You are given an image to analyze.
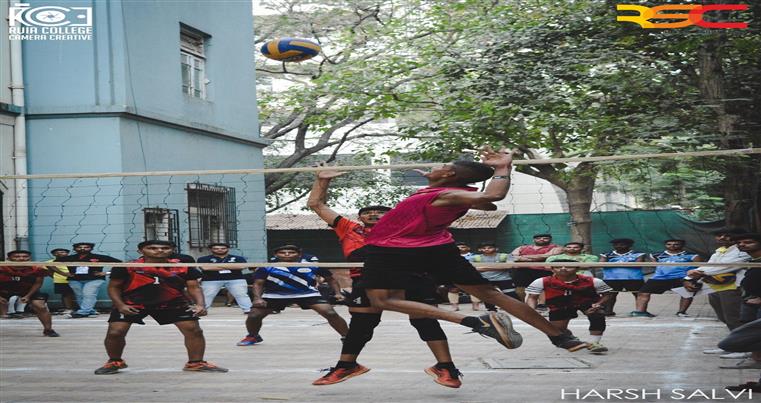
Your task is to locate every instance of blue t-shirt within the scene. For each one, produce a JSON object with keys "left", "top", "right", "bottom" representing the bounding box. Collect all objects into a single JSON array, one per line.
[
  {"left": 651, "top": 251, "right": 698, "bottom": 280},
  {"left": 601, "top": 251, "right": 646, "bottom": 280},
  {"left": 253, "top": 257, "right": 331, "bottom": 299},
  {"left": 197, "top": 254, "right": 247, "bottom": 281}
]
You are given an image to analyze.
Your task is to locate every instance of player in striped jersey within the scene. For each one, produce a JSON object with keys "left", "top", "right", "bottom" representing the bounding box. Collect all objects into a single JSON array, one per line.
[{"left": 239, "top": 245, "right": 348, "bottom": 345}]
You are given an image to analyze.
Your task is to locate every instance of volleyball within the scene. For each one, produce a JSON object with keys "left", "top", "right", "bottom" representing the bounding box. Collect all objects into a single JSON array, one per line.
[{"left": 260, "top": 38, "right": 321, "bottom": 62}]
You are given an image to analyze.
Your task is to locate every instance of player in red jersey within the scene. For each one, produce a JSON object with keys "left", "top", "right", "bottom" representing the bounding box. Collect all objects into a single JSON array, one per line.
[
  {"left": 0, "top": 250, "right": 60, "bottom": 336},
  {"left": 308, "top": 168, "right": 461, "bottom": 388},
  {"left": 94, "top": 240, "right": 227, "bottom": 375}
]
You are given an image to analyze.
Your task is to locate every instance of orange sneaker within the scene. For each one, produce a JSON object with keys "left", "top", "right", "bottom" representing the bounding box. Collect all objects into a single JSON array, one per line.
[
  {"left": 424, "top": 366, "right": 462, "bottom": 388},
  {"left": 94, "top": 360, "right": 128, "bottom": 375},
  {"left": 183, "top": 361, "right": 229, "bottom": 372},
  {"left": 312, "top": 364, "right": 370, "bottom": 385}
]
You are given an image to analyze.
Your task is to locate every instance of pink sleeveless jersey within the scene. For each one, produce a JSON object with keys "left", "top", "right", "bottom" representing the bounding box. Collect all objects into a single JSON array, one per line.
[{"left": 366, "top": 186, "right": 476, "bottom": 248}]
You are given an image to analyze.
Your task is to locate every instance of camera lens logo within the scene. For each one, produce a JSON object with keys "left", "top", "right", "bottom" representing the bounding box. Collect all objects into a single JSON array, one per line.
[{"left": 9, "top": 3, "right": 92, "bottom": 27}]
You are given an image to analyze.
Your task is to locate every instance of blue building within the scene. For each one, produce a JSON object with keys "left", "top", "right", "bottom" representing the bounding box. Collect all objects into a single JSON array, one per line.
[{"left": 7, "top": 1, "right": 267, "bottom": 280}]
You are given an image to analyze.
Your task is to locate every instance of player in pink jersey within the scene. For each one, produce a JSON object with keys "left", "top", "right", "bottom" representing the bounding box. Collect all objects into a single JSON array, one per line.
[{"left": 358, "top": 146, "right": 588, "bottom": 359}]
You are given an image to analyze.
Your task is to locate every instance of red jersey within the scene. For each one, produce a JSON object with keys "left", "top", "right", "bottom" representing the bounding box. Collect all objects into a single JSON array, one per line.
[
  {"left": 541, "top": 275, "right": 600, "bottom": 311},
  {"left": 110, "top": 258, "right": 201, "bottom": 309},
  {"left": 332, "top": 216, "right": 370, "bottom": 278},
  {"left": 0, "top": 266, "right": 48, "bottom": 296},
  {"left": 366, "top": 186, "right": 475, "bottom": 248},
  {"left": 518, "top": 244, "right": 559, "bottom": 271}
]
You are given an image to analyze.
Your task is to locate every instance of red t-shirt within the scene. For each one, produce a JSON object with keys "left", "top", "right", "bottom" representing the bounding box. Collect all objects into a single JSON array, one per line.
[
  {"left": 332, "top": 216, "right": 370, "bottom": 278},
  {"left": 366, "top": 186, "right": 475, "bottom": 248},
  {"left": 0, "top": 266, "right": 48, "bottom": 296},
  {"left": 110, "top": 258, "right": 201, "bottom": 309},
  {"left": 518, "top": 244, "right": 559, "bottom": 271}
]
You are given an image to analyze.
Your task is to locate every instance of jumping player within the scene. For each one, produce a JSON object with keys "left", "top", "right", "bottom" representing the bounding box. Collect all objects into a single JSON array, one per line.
[
  {"left": 0, "top": 250, "right": 60, "bottom": 337},
  {"left": 308, "top": 168, "right": 463, "bottom": 388},
  {"left": 526, "top": 260, "right": 614, "bottom": 354},
  {"left": 358, "top": 146, "right": 587, "bottom": 358},
  {"left": 94, "top": 240, "right": 227, "bottom": 375}
]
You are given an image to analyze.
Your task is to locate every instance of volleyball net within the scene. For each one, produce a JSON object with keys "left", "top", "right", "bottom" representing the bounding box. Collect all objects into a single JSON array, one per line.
[{"left": 1, "top": 147, "right": 759, "bottom": 268}]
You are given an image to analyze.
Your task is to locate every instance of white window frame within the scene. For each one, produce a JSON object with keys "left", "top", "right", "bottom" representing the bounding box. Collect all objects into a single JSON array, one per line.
[{"left": 180, "top": 28, "right": 207, "bottom": 99}]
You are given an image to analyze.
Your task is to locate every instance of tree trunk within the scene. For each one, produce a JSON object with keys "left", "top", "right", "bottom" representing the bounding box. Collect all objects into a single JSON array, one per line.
[
  {"left": 696, "top": 35, "right": 759, "bottom": 230},
  {"left": 565, "top": 163, "right": 597, "bottom": 249}
]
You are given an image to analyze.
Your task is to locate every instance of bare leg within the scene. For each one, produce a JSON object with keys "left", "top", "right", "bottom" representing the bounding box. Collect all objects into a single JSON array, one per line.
[
  {"left": 679, "top": 297, "right": 693, "bottom": 313},
  {"left": 636, "top": 293, "right": 651, "bottom": 312},
  {"left": 245, "top": 308, "right": 272, "bottom": 336},
  {"left": 30, "top": 300, "right": 52, "bottom": 331},
  {"left": 104, "top": 322, "right": 132, "bottom": 359},
  {"left": 175, "top": 320, "right": 205, "bottom": 361},
  {"left": 311, "top": 304, "right": 349, "bottom": 336},
  {"left": 366, "top": 287, "right": 562, "bottom": 337}
]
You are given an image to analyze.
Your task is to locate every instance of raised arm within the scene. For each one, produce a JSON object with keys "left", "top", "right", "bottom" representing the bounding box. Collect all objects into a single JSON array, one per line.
[
  {"left": 431, "top": 147, "right": 513, "bottom": 208},
  {"left": 306, "top": 168, "right": 346, "bottom": 225}
]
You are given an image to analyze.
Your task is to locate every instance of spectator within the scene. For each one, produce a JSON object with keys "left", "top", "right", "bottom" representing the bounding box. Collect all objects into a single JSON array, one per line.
[
  {"left": 471, "top": 242, "right": 517, "bottom": 312},
  {"left": 197, "top": 243, "right": 252, "bottom": 314},
  {"left": 631, "top": 239, "right": 703, "bottom": 318},
  {"left": 546, "top": 242, "right": 599, "bottom": 277},
  {"left": 599, "top": 239, "right": 647, "bottom": 316},
  {"left": 55, "top": 242, "right": 121, "bottom": 318},
  {"left": 510, "top": 234, "right": 562, "bottom": 302},
  {"left": 47, "top": 248, "right": 76, "bottom": 315},
  {"left": 685, "top": 228, "right": 749, "bottom": 357}
]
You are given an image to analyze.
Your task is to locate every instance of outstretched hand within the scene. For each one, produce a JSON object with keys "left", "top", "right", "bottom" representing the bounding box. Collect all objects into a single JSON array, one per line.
[
  {"left": 480, "top": 146, "right": 513, "bottom": 168},
  {"left": 315, "top": 162, "right": 347, "bottom": 180}
]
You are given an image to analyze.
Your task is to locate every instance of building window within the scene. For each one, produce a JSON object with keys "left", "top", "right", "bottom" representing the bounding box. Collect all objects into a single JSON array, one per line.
[
  {"left": 144, "top": 208, "right": 181, "bottom": 251},
  {"left": 186, "top": 183, "right": 237, "bottom": 248},
  {"left": 180, "top": 26, "right": 208, "bottom": 99}
]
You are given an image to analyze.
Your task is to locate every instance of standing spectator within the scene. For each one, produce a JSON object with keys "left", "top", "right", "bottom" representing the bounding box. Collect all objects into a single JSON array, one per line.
[
  {"left": 471, "top": 242, "right": 517, "bottom": 312},
  {"left": 47, "top": 248, "right": 76, "bottom": 315},
  {"left": 599, "top": 239, "right": 647, "bottom": 316},
  {"left": 510, "top": 234, "right": 563, "bottom": 302},
  {"left": 0, "top": 250, "right": 60, "bottom": 336},
  {"left": 445, "top": 242, "right": 475, "bottom": 311},
  {"left": 631, "top": 239, "right": 703, "bottom": 318},
  {"left": 197, "top": 243, "right": 252, "bottom": 314},
  {"left": 735, "top": 233, "right": 761, "bottom": 323},
  {"left": 684, "top": 228, "right": 749, "bottom": 356},
  {"left": 546, "top": 242, "right": 599, "bottom": 277},
  {"left": 55, "top": 242, "right": 121, "bottom": 318}
]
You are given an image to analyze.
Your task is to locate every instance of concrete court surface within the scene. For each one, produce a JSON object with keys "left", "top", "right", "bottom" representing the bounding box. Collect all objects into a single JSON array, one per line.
[{"left": 0, "top": 295, "right": 757, "bottom": 403}]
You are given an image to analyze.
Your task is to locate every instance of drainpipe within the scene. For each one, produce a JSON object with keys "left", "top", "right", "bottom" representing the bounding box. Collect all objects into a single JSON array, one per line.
[{"left": 9, "top": 27, "right": 29, "bottom": 250}]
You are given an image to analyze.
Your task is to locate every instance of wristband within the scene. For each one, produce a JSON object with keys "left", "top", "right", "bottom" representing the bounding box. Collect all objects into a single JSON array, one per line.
[{"left": 492, "top": 175, "right": 509, "bottom": 180}]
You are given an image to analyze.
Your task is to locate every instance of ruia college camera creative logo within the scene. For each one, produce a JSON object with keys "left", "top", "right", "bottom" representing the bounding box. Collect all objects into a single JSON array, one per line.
[{"left": 8, "top": 3, "right": 93, "bottom": 41}]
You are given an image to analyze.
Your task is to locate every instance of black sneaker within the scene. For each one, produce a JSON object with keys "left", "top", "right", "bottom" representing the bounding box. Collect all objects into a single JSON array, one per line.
[
  {"left": 94, "top": 360, "right": 128, "bottom": 375},
  {"left": 549, "top": 330, "right": 588, "bottom": 352},
  {"left": 69, "top": 313, "right": 89, "bottom": 318},
  {"left": 470, "top": 312, "right": 523, "bottom": 349},
  {"left": 43, "top": 329, "right": 60, "bottom": 337}
]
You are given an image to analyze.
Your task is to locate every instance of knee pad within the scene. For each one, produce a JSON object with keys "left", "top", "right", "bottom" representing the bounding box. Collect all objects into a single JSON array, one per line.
[
  {"left": 409, "top": 318, "right": 447, "bottom": 342},
  {"left": 341, "top": 313, "right": 382, "bottom": 355}
]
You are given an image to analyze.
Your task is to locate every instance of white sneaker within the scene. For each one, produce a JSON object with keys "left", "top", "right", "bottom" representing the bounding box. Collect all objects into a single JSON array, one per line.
[
  {"left": 720, "top": 352, "right": 751, "bottom": 359},
  {"left": 703, "top": 348, "right": 726, "bottom": 354}
]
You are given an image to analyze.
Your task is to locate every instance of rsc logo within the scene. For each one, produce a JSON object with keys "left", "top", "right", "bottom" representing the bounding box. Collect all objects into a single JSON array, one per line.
[
  {"left": 617, "top": 4, "right": 748, "bottom": 29},
  {"left": 9, "top": 2, "right": 92, "bottom": 27}
]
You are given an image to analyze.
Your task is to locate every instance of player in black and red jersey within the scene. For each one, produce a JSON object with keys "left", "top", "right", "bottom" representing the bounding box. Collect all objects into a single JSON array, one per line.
[
  {"left": 307, "top": 168, "right": 461, "bottom": 388},
  {"left": 0, "top": 250, "right": 60, "bottom": 337},
  {"left": 94, "top": 240, "right": 227, "bottom": 375}
]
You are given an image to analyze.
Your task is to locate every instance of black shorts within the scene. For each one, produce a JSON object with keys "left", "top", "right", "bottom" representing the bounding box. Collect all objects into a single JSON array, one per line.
[
  {"left": 108, "top": 306, "right": 199, "bottom": 325},
  {"left": 604, "top": 280, "right": 645, "bottom": 292},
  {"left": 359, "top": 244, "right": 489, "bottom": 290},
  {"left": 263, "top": 296, "right": 329, "bottom": 311},
  {"left": 639, "top": 278, "right": 687, "bottom": 295},
  {"left": 0, "top": 289, "right": 48, "bottom": 301},
  {"left": 512, "top": 268, "right": 553, "bottom": 288},
  {"left": 54, "top": 283, "right": 74, "bottom": 295},
  {"left": 347, "top": 275, "right": 440, "bottom": 308}
]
